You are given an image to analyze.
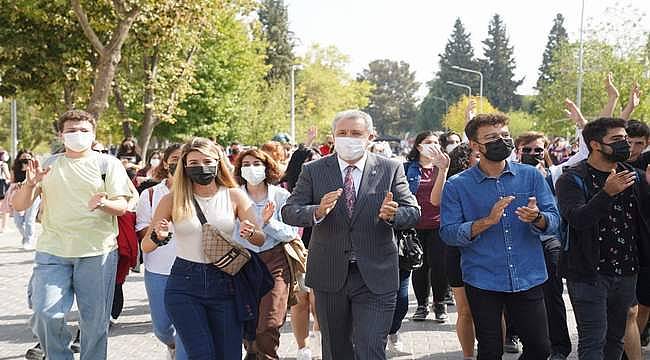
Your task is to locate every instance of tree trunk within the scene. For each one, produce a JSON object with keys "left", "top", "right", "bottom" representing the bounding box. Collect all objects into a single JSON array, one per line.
[
  {"left": 71, "top": 0, "right": 140, "bottom": 121},
  {"left": 63, "top": 82, "right": 76, "bottom": 110},
  {"left": 138, "top": 48, "right": 159, "bottom": 157},
  {"left": 112, "top": 84, "right": 132, "bottom": 138}
]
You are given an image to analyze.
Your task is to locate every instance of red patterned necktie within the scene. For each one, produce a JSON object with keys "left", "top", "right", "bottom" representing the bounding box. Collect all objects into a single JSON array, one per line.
[{"left": 344, "top": 165, "right": 357, "bottom": 218}]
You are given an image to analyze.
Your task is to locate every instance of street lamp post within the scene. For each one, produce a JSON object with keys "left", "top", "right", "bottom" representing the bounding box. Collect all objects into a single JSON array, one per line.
[
  {"left": 431, "top": 96, "right": 448, "bottom": 114},
  {"left": 446, "top": 81, "right": 472, "bottom": 98},
  {"left": 290, "top": 64, "right": 303, "bottom": 144},
  {"left": 576, "top": 0, "right": 585, "bottom": 108},
  {"left": 11, "top": 99, "right": 18, "bottom": 160},
  {"left": 451, "top": 65, "right": 483, "bottom": 112}
]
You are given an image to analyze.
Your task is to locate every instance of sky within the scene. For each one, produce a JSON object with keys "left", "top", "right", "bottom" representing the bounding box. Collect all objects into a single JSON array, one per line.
[{"left": 287, "top": 0, "right": 650, "bottom": 99}]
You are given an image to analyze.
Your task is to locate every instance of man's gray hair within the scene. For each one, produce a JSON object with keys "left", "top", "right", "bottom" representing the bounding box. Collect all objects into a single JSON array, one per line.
[{"left": 331, "top": 110, "right": 374, "bottom": 133}]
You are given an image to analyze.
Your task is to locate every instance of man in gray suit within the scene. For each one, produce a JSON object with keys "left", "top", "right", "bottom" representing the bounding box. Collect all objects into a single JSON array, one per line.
[{"left": 282, "top": 110, "right": 420, "bottom": 360}]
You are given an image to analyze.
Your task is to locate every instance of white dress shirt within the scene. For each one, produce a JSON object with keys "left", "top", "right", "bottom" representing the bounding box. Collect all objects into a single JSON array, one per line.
[{"left": 337, "top": 152, "right": 368, "bottom": 196}]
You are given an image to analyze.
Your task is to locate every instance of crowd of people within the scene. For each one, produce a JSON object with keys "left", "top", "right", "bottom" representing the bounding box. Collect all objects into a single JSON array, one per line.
[{"left": 0, "top": 73, "right": 648, "bottom": 360}]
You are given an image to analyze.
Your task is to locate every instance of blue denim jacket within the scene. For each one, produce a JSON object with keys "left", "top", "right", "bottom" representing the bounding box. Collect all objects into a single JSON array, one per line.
[
  {"left": 439, "top": 162, "right": 560, "bottom": 292},
  {"left": 404, "top": 160, "right": 422, "bottom": 194}
]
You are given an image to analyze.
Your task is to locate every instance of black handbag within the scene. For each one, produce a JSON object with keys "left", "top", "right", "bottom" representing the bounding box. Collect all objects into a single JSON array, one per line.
[{"left": 396, "top": 228, "right": 423, "bottom": 271}]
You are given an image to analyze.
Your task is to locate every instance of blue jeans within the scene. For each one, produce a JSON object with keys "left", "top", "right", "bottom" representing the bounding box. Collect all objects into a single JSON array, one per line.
[
  {"left": 164, "top": 258, "right": 243, "bottom": 360},
  {"left": 389, "top": 270, "right": 411, "bottom": 334},
  {"left": 14, "top": 196, "right": 40, "bottom": 246},
  {"left": 567, "top": 274, "right": 637, "bottom": 360},
  {"left": 30, "top": 250, "right": 117, "bottom": 360},
  {"left": 144, "top": 270, "right": 187, "bottom": 360}
]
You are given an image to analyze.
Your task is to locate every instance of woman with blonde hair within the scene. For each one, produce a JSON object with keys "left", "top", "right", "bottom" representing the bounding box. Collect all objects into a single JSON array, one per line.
[
  {"left": 232, "top": 148, "right": 299, "bottom": 359},
  {"left": 142, "top": 137, "right": 271, "bottom": 359}
]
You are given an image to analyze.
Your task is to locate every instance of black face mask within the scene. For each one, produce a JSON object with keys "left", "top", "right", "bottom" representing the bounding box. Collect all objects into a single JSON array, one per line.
[
  {"left": 521, "top": 153, "right": 544, "bottom": 166},
  {"left": 168, "top": 163, "right": 177, "bottom": 176},
  {"left": 185, "top": 165, "right": 218, "bottom": 185},
  {"left": 599, "top": 140, "right": 631, "bottom": 163},
  {"left": 481, "top": 138, "right": 514, "bottom": 162}
]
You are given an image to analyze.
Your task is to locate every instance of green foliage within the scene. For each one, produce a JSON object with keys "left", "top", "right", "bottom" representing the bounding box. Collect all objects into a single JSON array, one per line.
[
  {"left": 535, "top": 40, "right": 650, "bottom": 135},
  {"left": 442, "top": 96, "right": 498, "bottom": 133},
  {"left": 158, "top": 6, "right": 272, "bottom": 145},
  {"left": 419, "top": 19, "right": 480, "bottom": 131},
  {"left": 359, "top": 59, "right": 420, "bottom": 136},
  {"left": 294, "top": 44, "right": 373, "bottom": 143},
  {"left": 506, "top": 111, "right": 537, "bottom": 138},
  {"left": 480, "top": 14, "right": 523, "bottom": 111},
  {"left": 259, "top": 0, "right": 295, "bottom": 82},
  {"left": 536, "top": 14, "right": 568, "bottom": 90},
  {"left": 0, "top": 97, "right": 57, "bottom": 152}
]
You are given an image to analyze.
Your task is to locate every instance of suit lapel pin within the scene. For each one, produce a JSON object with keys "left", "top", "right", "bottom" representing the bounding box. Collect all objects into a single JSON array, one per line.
[{"left": 371, "top": 169, "right": 377, "bottom": 175}]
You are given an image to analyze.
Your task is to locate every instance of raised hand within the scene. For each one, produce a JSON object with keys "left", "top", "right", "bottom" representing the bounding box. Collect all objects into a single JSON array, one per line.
[
  {"left": 622, "top": 82, "right": 642, "bottom": 120},
  {"left": 605, "top": 72, "right": 620, "bottom": 99},
  {"left": 262, "top": 201, "right": 276, "bottom": 224},
  {"left": 315, "top": 189, "right": 343, "bottom": 220},
  {"left": 486, "top": 196, "right": 515, "bottom": 225},
  {"left": 25, "top": 159, "right": 50, "bottom": 186},
  {"left": 515, "top": 197, "right": 540, "bottom": 223},
  {"left": 378, "top": 192, "right": 399, "bottom": 221},
  {"left": 603, "top": 169, "right": 636, "bottom": 196},
  {"left": 307, "top": 126, "right": 318, "bottom": 142},
  {"left": 465, "top": 99, "right": 477, "bottom": 123},
  {"left": 430, "top": 143, "right": 450, "bottom": 169},
  {"left": 564, "top": 98, "right": 587, "bottom": 129}
]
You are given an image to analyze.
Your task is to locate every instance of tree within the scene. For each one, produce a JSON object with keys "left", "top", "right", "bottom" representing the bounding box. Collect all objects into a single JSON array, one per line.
[
  {"left": 359, "top": 60, "right": 420, "bottom": 136},
  {"left": 442, "top": 96, "right": 498, "bottom": 133},
  {"left": 418, "top": 18, "right": 479, "bottom": 131},
  {"left": 480, "top": 14, "right": 523, "bottom": 111},
  {"left": 294, "top": 44, "right": 373, "bottom": 142},
  {"left": 71, "top": 0, "right": 140, "bottom": 120},
  {"left": 258, "top": 0, "right": 294, "bottom": 82},
  {"left": 158, "top": 7, "right": 273, "bottom": 145},
  {"left": 536, "top": 14, "right": 568, "bottom": 90}
]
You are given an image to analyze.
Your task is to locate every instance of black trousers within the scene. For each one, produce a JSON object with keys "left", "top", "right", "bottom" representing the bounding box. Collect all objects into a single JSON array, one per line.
[
  {"left": 543, "top": 246, "right": 571, "bottom": 356},
  {"left": 466, "top": 284, "right": 550, "bottom": 360},
  {"left": 111, "top": 283, "right": 124, "bottom": 320},
  {"left": 412, "top": 228, "right": 448, "bottom": 305}
]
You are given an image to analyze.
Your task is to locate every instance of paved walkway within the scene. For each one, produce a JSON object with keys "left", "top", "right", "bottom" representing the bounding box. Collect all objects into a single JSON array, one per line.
[{"left": 0, "top": 221, "right": 646, "bottom": 359}]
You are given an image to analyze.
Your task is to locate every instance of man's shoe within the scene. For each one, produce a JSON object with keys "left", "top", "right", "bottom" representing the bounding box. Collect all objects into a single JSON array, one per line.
[
  {"left": 433, "top": 303, "right": 448, "bottom": 323},
  {"left": 387, "top": 332, "right": 404, "bottom": 353},
  {"left": 412, "top": 305, "right": 429, "bottom": 321},
  {"left": 504, "top": 336, "right": 521, "bottom": 353},
  {"left": 25, "top": 343, "right": 44, "bottom": 360}
]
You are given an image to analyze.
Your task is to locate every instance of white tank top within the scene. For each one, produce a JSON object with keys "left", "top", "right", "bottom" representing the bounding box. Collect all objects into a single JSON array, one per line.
[{"left": 174, "top": 187, "right": 235, "bottom": 263}]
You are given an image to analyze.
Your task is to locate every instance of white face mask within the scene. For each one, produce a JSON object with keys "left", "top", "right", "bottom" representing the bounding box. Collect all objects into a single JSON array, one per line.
[
  {"left": 150, "top": 158, "right": 161, "bottom": 168},
  {"left": 241, "top": 165, "right": 266, "bottom": 185},
  {"left": 63, "top": 131, "right": 95, "bottom": 153},
  {"left": 335, "top": 137, "right": 367, "bottom": 161},
  {"left": 419, "top": 143, "right": 439, "bottom": 158},
  {"left": 446, "top": 144, "right": 459, "bottom": 154}
]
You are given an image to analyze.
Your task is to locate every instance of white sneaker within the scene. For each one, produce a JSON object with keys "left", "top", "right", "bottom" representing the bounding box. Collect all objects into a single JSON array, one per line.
[
  {"left": 296, "top": 347, "right": 312, "bottom": 360},
  {"left": 166, "top": 346, "right": 176, "bottom": 360},
  {"left": 387, "top": 333, "right": 404, "bottom": 353}
]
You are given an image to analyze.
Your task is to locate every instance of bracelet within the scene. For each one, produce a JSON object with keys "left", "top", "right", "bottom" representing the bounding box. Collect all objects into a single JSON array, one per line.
[
  {"left": 247, "top": 229, "right": 256, "bottom": 240},
  {"left": 532, "top": 211, "right": 543, "bottom": 224},
  {"left": 151, "top": 231, "right": 172, "bottom": 246}
]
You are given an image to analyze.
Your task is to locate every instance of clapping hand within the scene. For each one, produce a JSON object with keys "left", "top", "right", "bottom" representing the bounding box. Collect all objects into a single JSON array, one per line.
[
  {"left": 515, "top": 197, "right": 540, "bottom": 223},
  {"left": 315, "top": 189, "right": 343, "bottom": 220},
  {"left": 603, "top": 169, "right": 636, "bottom": 196},
  {"left": 240, "top": 220, "right": 256, "bottom": 240},
  {"left": 486, "top": 196, "right": 515, "bottom": 225},
  {"left": 262, "top": 201, "right": 276, "bottom": 224},
  {"left": 378, "top": 192, "right": 399, "bottom": 221}
]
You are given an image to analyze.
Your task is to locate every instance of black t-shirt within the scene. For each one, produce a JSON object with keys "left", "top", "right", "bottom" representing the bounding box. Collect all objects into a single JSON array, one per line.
[
  {"left": 628, "top": 151, "right": 650, "bottom": 171},
  {"left": 588, "top": 163, "right": 640, "bottom": 276}
]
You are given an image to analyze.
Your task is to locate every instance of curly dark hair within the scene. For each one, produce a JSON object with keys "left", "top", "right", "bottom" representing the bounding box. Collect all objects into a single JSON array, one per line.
[
  {"left": 439, "top": 131, "right": 461, "bottom": 152},
  {"left": 448, "top": 143, "right": 474, "bottom": 178},
  {"left": 234, "top": 148, "right": 284, "bottom": 185}
]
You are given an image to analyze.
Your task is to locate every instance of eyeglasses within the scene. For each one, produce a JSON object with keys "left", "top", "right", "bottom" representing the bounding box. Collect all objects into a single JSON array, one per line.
[
  {"left": 521, "top": 147, "right": 544, "bottom": 154},
  {"left": 93, "top": 149, "right": 109, "bottom": 154}
]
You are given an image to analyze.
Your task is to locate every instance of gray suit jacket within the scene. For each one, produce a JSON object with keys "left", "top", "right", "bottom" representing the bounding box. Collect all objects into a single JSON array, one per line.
[{"left": 281, "top": 153, "right": 420, "bottom": 294}]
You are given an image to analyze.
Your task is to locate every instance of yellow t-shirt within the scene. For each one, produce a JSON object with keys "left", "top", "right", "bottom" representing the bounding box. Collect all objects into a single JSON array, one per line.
[{"left": 37, "top": 153, "right": 132, "bottom": 257}]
